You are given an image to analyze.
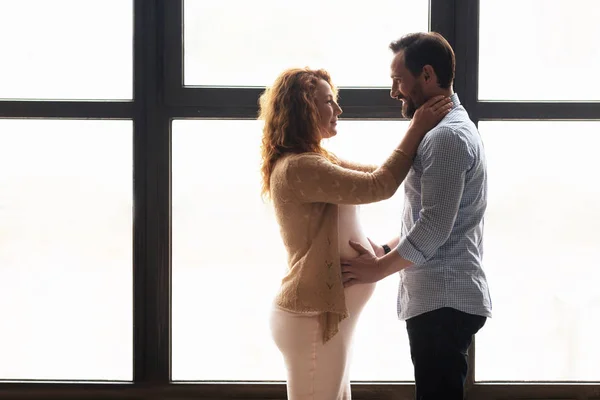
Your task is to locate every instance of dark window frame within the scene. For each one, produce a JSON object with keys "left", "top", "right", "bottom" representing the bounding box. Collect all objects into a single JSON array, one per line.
[{"left": 0, "top": 0, "right": 598, "bottom": 399}]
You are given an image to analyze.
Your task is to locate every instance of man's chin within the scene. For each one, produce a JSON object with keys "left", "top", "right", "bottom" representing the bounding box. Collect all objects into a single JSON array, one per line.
[{"left": 402, "top": 104, "right": 415, "bottom": 119}]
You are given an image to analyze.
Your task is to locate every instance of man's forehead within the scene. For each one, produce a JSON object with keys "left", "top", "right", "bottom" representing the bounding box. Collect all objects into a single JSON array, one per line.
[{"left": 391, "top": 51, "right": 405, "bottom": 73}]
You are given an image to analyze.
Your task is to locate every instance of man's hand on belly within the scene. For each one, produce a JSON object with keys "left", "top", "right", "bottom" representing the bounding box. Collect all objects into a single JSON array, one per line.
[
  {"left": 342, "top": 240, "right": 414, "bottom": 288},
  {"left": 367, "top": 237, "right": 385, "bottom": 257},
  {"left": 341, "top": 241, "right": 384, "bottom": 288}
]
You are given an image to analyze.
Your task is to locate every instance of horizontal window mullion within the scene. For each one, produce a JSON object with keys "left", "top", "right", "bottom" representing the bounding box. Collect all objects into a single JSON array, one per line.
[
  {"left": 0, "top": 101, "right": 133, "bottom": 119},
  {"left": 169, "top": 87, "right": 397, "bottom": 106},
  {"left": 159, "top": 382, "right": 416, "bottom": 400},
  {"left": 0, "top": 382, "right": 136, "bottom": 400},
  {"left": 166, "top": 88, "right": 403, "bottom": 119},
  {"left": 469, "top": 383, "right": 600, "bottom": 400},
  {"left": 478, "top": 101, "right": 600, "bottom": 120},
  {"left": 166, "top": 105, "right": 405, "bottom": 120}
]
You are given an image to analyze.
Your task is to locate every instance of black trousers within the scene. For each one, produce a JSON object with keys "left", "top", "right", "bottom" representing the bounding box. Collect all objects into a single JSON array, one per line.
[{"left": 406, "top": 307, "right": 486, "bottom": 400}]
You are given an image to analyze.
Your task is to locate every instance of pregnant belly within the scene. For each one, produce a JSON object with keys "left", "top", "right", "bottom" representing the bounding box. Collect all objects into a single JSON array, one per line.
[
  {"left": 338, "top": 205, "right": 376, "bottom": 312},
  {"left": 338, "top": 205, "right": 374, "bottom": 260}
]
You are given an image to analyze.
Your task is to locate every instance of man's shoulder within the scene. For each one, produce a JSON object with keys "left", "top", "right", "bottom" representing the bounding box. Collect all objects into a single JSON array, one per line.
[
  {"left": 423, "top": 124, "right": 468, "bottom": 148},
  {"left": 427, "top": 111, "right": 478, "bottom": 144},
  {"left": 419, "top": 122, "right": 477, "bottom": 164}
]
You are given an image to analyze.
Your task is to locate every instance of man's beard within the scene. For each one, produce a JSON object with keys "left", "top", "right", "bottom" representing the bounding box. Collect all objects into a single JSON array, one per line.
[
  {"left": 401, "top": 98, "right": 417, "bottom": 119},
  {"left": 401, "top": 86, "right": 425, "bottom": 119}
]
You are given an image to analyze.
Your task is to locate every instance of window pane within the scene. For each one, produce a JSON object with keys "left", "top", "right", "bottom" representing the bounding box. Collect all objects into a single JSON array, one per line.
[
  {"left": 475, "top": 121, "right": 600, "bottom": 381},
  {"left": 183, "top": 0, "right": 428, "bottom": 87},
  {"left": 0, "top": 0, "right": 132, "bottom": 100},
  {"left": 172, "top": 120, "right": 414, "bottom": 381},
  {"left": 0, "top": 120, "right": 133, "bottom": 380},
  {"left": 479, "top": 0, "right": 600, "bottom": 100}
]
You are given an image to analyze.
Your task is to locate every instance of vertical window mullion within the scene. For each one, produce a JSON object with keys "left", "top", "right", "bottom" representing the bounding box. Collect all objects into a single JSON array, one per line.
[{"left": 133, "top": 0, "right": 171, "bottom": 384}]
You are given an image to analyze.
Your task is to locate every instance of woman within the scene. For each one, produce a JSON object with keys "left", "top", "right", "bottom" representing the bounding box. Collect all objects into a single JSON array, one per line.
[{"left": 259, "top": 67, "right": 451, "bottom": 399}]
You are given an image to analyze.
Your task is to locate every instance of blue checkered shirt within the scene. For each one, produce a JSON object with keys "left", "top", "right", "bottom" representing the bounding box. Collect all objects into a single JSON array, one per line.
[{"left": 396, "top": 93, "right": 492, "bottom": 321}]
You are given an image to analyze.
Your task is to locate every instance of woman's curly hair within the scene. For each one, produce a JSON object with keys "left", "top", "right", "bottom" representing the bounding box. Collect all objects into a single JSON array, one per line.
[{"left": 258, "top": 67, "right": 339, "bottom": 199}]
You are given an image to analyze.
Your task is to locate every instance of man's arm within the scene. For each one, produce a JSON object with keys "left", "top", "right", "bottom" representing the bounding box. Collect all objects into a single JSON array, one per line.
[
  {"left": 368, "top": 236, "right": 400, "bottom": 257},
  {"left": 385, "top": 236, "right": 400, "bottom": 251},
  {"left": 341, "top": 239, "right": 413, "bottom": 285},
  {"left": 342, "top": 128, "right": 474, "bottom": 286},
  {"left": 395, "top": 127, "right": 474, "bottom": 264}
]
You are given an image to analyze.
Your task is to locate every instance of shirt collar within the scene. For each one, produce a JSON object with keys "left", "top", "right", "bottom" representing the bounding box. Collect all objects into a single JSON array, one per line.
[{"left": 449, "top": 93, "right": 461, "bottom": 109}]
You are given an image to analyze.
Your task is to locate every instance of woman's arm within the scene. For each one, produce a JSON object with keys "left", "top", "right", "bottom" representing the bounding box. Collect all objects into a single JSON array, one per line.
[
  {"left": 285, "top": 150, "right": 411, "bottom": 205},
  {"left": 284, "top": 95, "right": 453, "bottom": 205},
  {"left": 338, "top": 159, "right": 378, "bottom": 173}
]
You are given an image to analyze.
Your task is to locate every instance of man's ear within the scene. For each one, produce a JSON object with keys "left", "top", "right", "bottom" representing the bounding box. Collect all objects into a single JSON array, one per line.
[{"left": 422, "top": 65, "right": 436, "bottom": 84}]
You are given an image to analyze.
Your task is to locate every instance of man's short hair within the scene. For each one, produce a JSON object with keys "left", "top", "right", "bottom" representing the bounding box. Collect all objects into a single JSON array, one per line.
[{"left": 389, "top": 32, "right": 455, "bottom": 89}]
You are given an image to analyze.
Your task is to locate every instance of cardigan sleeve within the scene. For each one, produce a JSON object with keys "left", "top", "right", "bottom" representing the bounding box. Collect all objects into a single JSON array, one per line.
[
  {"left": 284, "top": 150, "right": 412, "bottom": 205},
  {"left": 338, "top": 158, "right": 378, "bottom": 173}
]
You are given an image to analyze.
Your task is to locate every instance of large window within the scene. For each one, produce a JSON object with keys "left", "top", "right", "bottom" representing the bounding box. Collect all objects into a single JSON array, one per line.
[
  {"left": 0, "top": 0, "right": 132, "bottom": 100},
  {"left": 171, "top": 120, "right": 415, "bottom": 381},
  {"left": 478, "top": 0, "right": 600, "bottom": 101},
  {"left": 0, "top": 120, "right": 133, "bottom": 381},
  {"left": 183, "top": 0, "right": 428, "bottom": 87},
  {"left": 476, "top": 121, "right": 600, "bottom": 382},
  {"left": 1, "top": 1, "right": 599, "bottom": 399}
]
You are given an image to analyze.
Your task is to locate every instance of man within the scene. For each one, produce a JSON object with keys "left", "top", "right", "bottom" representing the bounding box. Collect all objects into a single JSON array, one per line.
[{"left": 342, "top": 32, "right": 492, "bottom": 400}]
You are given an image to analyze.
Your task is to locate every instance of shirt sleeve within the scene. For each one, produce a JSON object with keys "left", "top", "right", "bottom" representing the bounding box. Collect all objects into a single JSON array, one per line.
[
  {"left": 286, "top": 151, "right": 412, "bottom": 205},
  {"left": 396, "top": 127, "right": 474, "bottom": 264}
]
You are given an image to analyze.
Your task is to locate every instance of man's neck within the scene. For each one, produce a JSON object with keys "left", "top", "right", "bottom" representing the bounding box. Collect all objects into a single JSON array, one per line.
[{"left": 429, "top": 88, "right": 454, "bottom": 99}]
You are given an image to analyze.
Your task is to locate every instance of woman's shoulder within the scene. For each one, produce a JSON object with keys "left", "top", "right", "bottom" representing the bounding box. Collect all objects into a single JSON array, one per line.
[
  {"left": 274, "top": 152, "right": 328, "bottom": 174},
  {"left": 289, "top": 152, "right": 336, "bottom": 170},
  {"left": 287, "top": 152, "right": 326, "bottom": 162},
  {"left": 270, "top": 154, "right": 300, "bottom": 186}
]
